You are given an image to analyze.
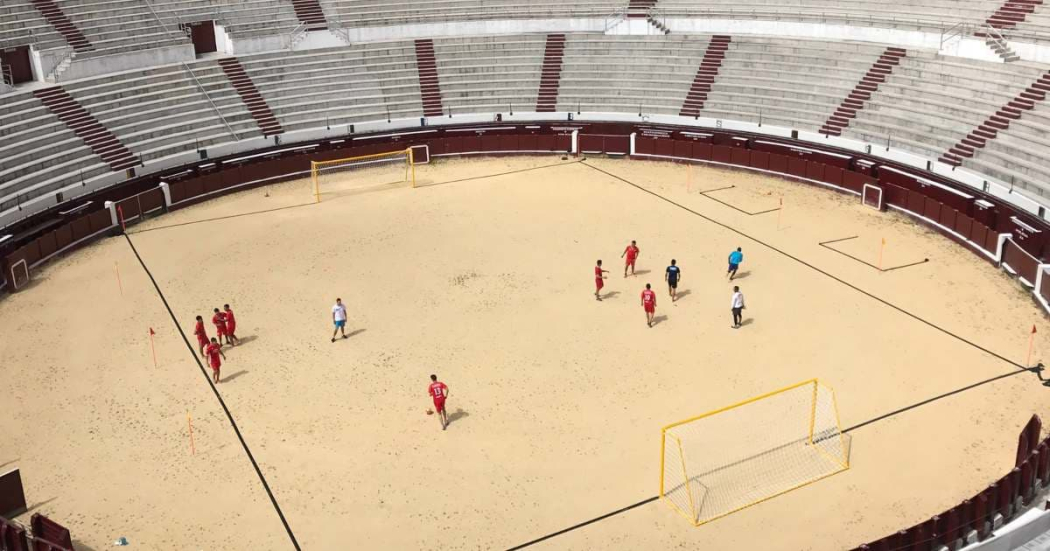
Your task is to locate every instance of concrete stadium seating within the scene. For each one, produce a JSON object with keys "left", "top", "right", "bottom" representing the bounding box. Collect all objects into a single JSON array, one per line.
[
  {"left": 5, "top": 30, "right": 1050, "bottom": 215},
  {"left": 318, "top": 0, "right": 623, "bottom": 28},
  {"left": 236, "top": 41, "right": 426, "bottom": 132},
  {"left": 151, "top": 0, "right": 302, "bottom": 39}
]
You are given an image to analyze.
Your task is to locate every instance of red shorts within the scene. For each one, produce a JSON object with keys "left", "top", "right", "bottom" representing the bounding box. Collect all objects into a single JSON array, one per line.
[
  {"left": 644, "top": 304, "right": 655, "bottom": 313},
  {"left": 210, "top": 359, "right": 221, "bottom": 370},
  {"left": 197, "top": 335, "right": 208, "bottom": 347},
  {"left": 226, "top": 323, "right": 236, "bottom": 335},
  {"left": 433, "top": 398, "right": 446, "bottom": 413},
  {"left": 595, "top": 278, "right": 604, "bottom": 290},
  {"left": 626, "top": 258, "right": 636, "bottom": 267},
  {"left": 215, "top": 326, "right": 227, "bottom": 337}
]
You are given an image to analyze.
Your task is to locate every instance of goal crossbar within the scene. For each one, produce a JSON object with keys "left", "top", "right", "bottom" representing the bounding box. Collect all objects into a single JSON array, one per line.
[{"left": 311, "top": 148, "right": 416, "bottom": 203}]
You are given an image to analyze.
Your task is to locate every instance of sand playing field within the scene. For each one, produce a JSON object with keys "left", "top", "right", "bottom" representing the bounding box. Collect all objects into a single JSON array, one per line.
[{"left": 2, "top": 155, "right": 1049, "bottom": 550}]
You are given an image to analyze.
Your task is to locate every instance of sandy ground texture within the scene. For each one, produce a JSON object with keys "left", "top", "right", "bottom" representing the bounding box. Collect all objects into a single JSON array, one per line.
[{"left": 2, "top": 155, "right": 1049, "bottom": 551}]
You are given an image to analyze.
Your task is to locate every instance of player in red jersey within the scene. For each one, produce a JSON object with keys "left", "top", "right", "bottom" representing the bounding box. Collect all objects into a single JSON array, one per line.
[
  {"left": 641, "top": 283, "right": 657, "bottom": 327},
  {"left": 621, "top": 240, "right": 640, "bottom": 277},
  {"left": 428, "top": 374, "right": 450, "bottom": 431},
  {"left": 212, "top": 308, "right": 231, "bottom": 346},
  {"left": 193, "top": 315, "right": 209, "bottom": 357},
  {"left": 594, "top": 259, "right": 609, "bottom": 301},
  {"left": 205, "top": 337, "right": 226, "bottom": 384},
  {"left": 223, "top": 304, "right": 240, "bottom": 346}
]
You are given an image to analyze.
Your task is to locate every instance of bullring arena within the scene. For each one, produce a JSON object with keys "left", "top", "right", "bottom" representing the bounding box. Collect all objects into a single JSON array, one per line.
[{"left": 4, "top": 2, "right": 1050, "bottom": 551}]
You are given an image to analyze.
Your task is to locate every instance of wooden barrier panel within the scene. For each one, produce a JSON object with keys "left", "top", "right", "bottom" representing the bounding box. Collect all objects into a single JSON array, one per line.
[
  {"left": 939, "top": 206, "right": 958, "bottom": 230},
  {"left": 69, "top": 216, "right": 91, "bottom": 242},
  {"left": 907, "top": 190, "right": 925, "bottom": 215},
  {"left": 823, "top": 165, "right": 844, "bottom": 187},
  {"left": 1004, "top": 239, "right": 1039, "bottom": 284},
  {"left": 730, "top": 147, "right": 749, "bottom": 166},
  {"left": 30, "top": 514, "right": 73, "bottom": 550},
  {"left": 712, "top": 145, "right": 732, "bottom": 164},
  {"left": 806, "top": 161, "right": 824, "bottom": 182},
  {"left": 749, "top": 150, "right": 768, "bottom": 170},
  {"left": 519, "top": 134, "right": 537, "bottom": 151},
  {"left": 88, "top": 210, "right": 111, "bottom": 233},
  {"left": 787, "top": 157, "right": 807, "bottom": 178},
  {"left": 693, "top": 142, "right": 712, "bottom": 161},
  {"left": 0, "top": 468, "right": 27, "bottom": 517},
  {"left": 634, "top": 136, "right": 655, "bottom": 155},
  {"left": 1017, "top": 415, "right": 1042, "bottom": 465},
  {"left": 54, "top": 224, "right": 72, "bottom": 251},
  {"left": 0, "top": 518, "right": 30, "bottom": 551},
  {"left": 655, "top": 139, "right": 674, "bottom": 157},
  {"left": 669, "top": 139, "right": 688, "bottom": 159},
  {"left": 923, "top": 197, "right": 941, "bottom": 221},
  {"left": 842, "top": 171, "right": 873, "bottom": 193},
  {"left": 499, "top": 135, "right": 519, "bottom": 151},
  {"left": 769, "top": 153, "right": 788, "bottom": 175}
]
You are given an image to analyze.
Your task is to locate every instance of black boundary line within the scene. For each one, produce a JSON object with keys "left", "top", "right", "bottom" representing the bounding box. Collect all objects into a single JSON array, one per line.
[
  {"left": 132, "top": 159, "right": 582, "bottom": 235},
  {"left": 505, "top": 366, "right": 1040, "bottom": 551},
  {"left": 503, "top": 161, "right": 1048, "bottom": 551},
  {"left": 581, "top": 161, "right": 1028, "bottom": 373},
  {"left": 698, "top": 185, "right": 781, "bottom": 216},
  {"left": 122, "top": 234, "right": 302, "bottom": 551},
  {"left": 819, "top": 236, "right": 931, "bottom": 273}
]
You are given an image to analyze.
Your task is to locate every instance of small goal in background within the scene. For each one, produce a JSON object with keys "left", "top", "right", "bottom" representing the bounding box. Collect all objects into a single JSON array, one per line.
[
  {"left": 9, "top": 259, "right": 29, "bottom": 291},
  {"left": 862, "top": 184, "right": 884, "bottom": 211}
]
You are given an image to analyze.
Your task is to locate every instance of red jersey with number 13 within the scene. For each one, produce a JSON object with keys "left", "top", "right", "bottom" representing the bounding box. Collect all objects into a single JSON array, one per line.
[{"left": 428, "top": 381, "right": 448, "bottom": 404}]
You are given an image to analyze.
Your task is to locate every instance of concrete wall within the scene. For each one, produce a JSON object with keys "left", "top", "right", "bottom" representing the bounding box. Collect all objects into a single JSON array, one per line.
[{"left": 58, "top": 44, "right": 195, "bottom": 82}]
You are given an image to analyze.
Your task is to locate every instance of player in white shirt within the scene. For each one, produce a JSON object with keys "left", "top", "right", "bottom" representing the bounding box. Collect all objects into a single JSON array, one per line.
[
  {"left": 331, "top": 298, "right": 349, "bottom": 342},
  {"left": 731, "top": 286, "right": 746, "bottom": 328}
]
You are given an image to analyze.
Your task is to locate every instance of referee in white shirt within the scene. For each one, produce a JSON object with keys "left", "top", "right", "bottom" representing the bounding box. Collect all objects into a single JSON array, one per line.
[
  {"left": 331, "top": 298, "right": 349, "bottom": 342},
  {"left": 731, "top": 286, "right": 746, "bottom": 328}
]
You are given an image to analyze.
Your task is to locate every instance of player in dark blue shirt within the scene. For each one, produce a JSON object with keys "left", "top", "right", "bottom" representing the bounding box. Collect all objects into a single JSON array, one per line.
[{"left": 665, "top": 259, "right": 682, "bottom": 303}]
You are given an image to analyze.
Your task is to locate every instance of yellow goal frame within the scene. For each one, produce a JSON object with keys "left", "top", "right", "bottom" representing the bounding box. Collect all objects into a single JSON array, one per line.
[
  {"left": 310, "top": 148, "right": 416, "bottom": 203},
  {"left": 659, "top": 378, "right": 849, "bottom": 526}
]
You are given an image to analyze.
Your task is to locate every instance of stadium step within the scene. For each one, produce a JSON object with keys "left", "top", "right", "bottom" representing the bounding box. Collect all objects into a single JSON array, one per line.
[
  {"left": 679, "top": 35, "right": 732, "bottom": 117},
  {"left": 32, "top": 86, "right": 137, "bottom": 171},
  {"left": 820, "top": 47, "right": 907, "bottom": 136},
  {"left": 536, "top": 34, "right": 565, "bottom": 113},
  {"left": 414, "top": 39, "right": 444, "bottom": 118},
  {"left": 628, "top": 0, "right": 659, "bottom": 17},
  {"left": 938, "top": 69, "right": 1050, "bottom": 166},
  {"left": 29, "top": 0, "right": 93, "bottom": 52},
  {"left": 983, "top": 0, "right": 1043, "bottom": 31},
  {"left": 290, "top": 0, "right": 327, "bottom": 30},
  {"left": 217, "top": 57, "right": 284, "bottom": 137}
]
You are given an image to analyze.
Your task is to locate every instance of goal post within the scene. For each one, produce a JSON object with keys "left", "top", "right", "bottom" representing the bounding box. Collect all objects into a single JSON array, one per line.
[
  {"left": 311, "top": 147, "right": 416, "bottom": 203},
  {"left": 660, "top": 379, "right": 849, "bottom": 526}
]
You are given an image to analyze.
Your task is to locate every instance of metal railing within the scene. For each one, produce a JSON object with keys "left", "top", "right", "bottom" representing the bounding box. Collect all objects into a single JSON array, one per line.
[
  {"left": 141, "top": 0, "right": 183, "bottom": 39},
  {"left": 42, "top": 48, "right": 75, "bottom": 82},
  {"left": 286, "top": 22, "right": 308, "bottom": 50},
  {"left": 1, "top": 65, "right": 13, "bottom": 87},
  {"left": 180, "top": 62, "right": 239, "bottom": 141},
  {"left": 940, "top": 22, "right": 973, "bottom": 49},
  {"left": 604, "top": 6, "right": 628, "bottom": 32}
]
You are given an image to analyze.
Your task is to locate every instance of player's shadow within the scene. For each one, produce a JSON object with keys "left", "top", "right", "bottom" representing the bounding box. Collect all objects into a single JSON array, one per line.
[
  {"left": 675, "top": 289, "right": 692, "bottom": 301},
  {"left": 631, "top": 269, "right": 652, "bottom": 276},
  {"left": 652, "top": 315, "right": 668, "bottom": 326},
  {"left": 740, "top": 318, "right": 754, "bottom": 327},
  {"left": 731, "top": 271, "right": 751, "bottom": 280},
  {"left": 601, "top": 291, "right": 620, "bottom": 299},
  {"left": 447, "top": 408, "right": 469, "bottom": 424},
  {"left": 346, "top": 328, "right": 366, "bottom": 338},
  {"left": 236, "top": 335, "right": 259, "bottom": 345},
  {"left": 223, "top": 370, "right": 249, "bottom": 382}
]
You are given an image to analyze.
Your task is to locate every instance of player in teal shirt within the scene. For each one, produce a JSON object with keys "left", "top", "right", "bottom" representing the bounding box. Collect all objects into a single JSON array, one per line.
[{"left": 727, "top": 247, "right": 743, "bottom": 280}]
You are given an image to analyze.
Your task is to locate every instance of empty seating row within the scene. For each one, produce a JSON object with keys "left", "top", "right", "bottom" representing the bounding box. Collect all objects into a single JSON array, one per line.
[
  {"left": 150, "top": 0, "right": 302, "bottom": 39},
  {"left": 656, "top": 0, "right": 1008, "bottom": 34},
  {"left": 319, "top": 0, "right": 624, "bottom": 28}
]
